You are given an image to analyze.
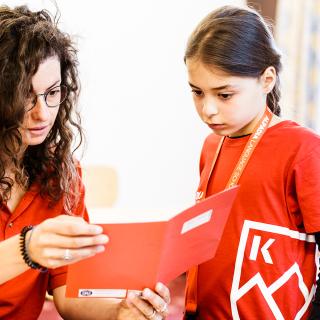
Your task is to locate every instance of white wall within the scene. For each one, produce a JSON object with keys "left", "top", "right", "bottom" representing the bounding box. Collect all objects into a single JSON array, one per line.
[{"left": 5, "top": 0, "right": 244, "bottom": 212}]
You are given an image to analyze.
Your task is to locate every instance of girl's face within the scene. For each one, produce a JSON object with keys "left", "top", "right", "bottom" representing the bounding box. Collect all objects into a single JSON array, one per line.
[
  {"left": 20, "top": 56, "right": 61, "bottom": 147},
  {"left": 186, "top": 59, "right": 271, "bottom": 137}
]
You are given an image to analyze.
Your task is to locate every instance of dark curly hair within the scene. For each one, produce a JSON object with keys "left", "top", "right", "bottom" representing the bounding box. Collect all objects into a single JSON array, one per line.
[
  {"left": 184, "top": 5, "right": 282, "bottom": 116},
  {"left": 0, "top": 5, "right": 84, "bottom": 213}
]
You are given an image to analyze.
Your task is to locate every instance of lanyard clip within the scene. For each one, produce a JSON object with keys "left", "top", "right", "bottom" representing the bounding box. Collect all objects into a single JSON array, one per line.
[{"left": 195, "top": 191, "right": 204, "bottom": 202}]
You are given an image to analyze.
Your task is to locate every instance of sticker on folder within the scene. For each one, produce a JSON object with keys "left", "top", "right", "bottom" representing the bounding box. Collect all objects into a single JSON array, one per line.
[{"left": 66, "top": 186, "right": 239, "bottom": 298}]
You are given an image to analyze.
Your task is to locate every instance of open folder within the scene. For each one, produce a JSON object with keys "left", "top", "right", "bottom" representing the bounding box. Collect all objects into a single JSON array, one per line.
[{"left": 66, "top": 186, "right": 238, "bottom": 298}]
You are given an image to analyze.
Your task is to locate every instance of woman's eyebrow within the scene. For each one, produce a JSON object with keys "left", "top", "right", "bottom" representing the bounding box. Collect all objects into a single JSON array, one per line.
[
  {"left": 45, "top": 80, "right": 61, "bottom": 91},
  {"left": 31, "top": 80, "right": 61, "bottom": 93}
]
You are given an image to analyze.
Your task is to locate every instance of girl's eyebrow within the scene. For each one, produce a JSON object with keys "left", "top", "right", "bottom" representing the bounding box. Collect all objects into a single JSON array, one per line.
[{"left": 188, "top": 82, "right": 238, "bottom": 91}]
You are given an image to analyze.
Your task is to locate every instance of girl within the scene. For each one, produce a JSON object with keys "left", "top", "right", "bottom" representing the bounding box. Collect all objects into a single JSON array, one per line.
[
  {"left": 184, "top": 5, "right": 320, "bottom": 320},
  {"left": 0, "top": 5, "right": 169, "bottom": 319}
]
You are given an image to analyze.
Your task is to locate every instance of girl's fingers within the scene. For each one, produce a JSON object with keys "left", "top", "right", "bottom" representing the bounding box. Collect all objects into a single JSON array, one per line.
[
  {"left": 127, "top": 292, "right": 162, "bottom": 320},
  {"left": 142, "top": 287, "right": 169, "bottom": 317},
  {"left": 155, "top": 282, "right": 171, "bottom": 304},
  {"left": 118, "top": 299, "right": 146, "bottom": 320},
  {"left": 126, "top": 285, "right": 171, "bottom": 319}
]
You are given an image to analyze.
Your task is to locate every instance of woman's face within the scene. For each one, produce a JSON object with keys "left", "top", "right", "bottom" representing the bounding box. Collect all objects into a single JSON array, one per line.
[{"left": 20, "top": 56, "right": 61, "bottom": 147}]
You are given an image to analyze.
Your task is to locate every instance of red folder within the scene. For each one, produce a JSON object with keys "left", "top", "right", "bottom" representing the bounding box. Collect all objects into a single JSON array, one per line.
[{"left": 66, "top": 186, "right": 238, "bottom": 298}]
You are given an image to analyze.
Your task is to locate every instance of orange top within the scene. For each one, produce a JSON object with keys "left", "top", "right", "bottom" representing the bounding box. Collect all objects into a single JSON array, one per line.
[{"left": 0, "top": 168, "right": 88, "bottom": 320}]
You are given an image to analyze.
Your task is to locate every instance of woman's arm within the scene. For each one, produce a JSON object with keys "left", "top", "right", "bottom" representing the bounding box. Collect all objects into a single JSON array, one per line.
[
  {"left": 0, "top": 215, "right": 108, "bottom": 285},
  {"left": 0, "top": 233, "right": 30, "bottom": 284}
]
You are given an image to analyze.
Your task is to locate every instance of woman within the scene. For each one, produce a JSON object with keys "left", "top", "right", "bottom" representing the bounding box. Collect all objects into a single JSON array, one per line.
[{"left": 0, "top": 5, "right": 169, "bottom": 319}]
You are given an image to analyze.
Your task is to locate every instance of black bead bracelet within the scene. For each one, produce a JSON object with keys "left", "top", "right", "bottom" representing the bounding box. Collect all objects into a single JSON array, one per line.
[{"left": 20, "top": 225, "right": 47, "bottom": 272}]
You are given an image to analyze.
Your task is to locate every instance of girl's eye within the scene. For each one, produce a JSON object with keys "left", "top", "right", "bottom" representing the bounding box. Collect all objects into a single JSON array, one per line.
[
  {"left": 191, "top": 89, "right": 203, "bottom": 97},
  {"left": 218, "top": 93, "right": 233, "bottom": 100}
]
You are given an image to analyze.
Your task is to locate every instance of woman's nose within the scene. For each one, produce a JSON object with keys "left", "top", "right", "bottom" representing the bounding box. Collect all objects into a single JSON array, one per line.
[{"left": 30, "top": 96, "right": 50, "bottom": 120}]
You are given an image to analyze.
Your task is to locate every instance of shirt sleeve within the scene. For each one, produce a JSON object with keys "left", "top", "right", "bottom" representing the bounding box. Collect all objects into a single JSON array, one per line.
[
  {"left": 307, "top": 233, "right": 320, "bottom": 319},
  {"left": 47, "top": 265, "right": 68, "bottom": 294},
  {"left": 293, "top": 146, "right": 320, "bottom": 233}
]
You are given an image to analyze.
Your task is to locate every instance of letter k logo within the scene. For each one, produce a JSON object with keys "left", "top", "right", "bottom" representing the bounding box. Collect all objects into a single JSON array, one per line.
[{"left": 249, "top": 235, "right": 275, "bottom": 264}]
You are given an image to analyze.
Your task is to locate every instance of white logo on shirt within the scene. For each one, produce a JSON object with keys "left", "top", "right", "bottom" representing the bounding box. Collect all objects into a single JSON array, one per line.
[
  {"left": 249, "top": 235, "right": 275, "bottom": 264},
  {"left": 230, "top": 220, "right": 316, "bottom": 320}
]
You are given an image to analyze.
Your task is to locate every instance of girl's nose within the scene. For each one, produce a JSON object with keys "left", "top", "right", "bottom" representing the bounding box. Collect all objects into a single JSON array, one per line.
[{"left": 202, "top": 98, "right": 218, "bottom": 119}]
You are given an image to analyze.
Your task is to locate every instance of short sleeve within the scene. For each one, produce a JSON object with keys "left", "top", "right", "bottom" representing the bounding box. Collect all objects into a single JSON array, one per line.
[{"left": 294, "top": 146, "right": 320, "bottom": 233}]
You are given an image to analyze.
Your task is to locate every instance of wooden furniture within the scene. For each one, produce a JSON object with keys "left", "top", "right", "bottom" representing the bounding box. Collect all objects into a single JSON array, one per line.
[{"left": 82, "top": 165, "right": 118, "bottom": 208}]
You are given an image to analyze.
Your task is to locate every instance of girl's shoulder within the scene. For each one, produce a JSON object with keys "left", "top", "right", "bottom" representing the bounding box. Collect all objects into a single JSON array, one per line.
[
  {"left": 268, "top": 120, "right": 320, "bottom": 145},
  {"left": 202, "top": 132, "right": 222, "bottom": 149},
  {"left": 267, "top": 120, "right": 320, "bottom": 164}
]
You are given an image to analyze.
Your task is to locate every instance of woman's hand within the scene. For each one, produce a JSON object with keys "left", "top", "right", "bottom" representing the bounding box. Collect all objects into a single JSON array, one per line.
[
  {"left": 27, "top": 215, "right": 108, "bottom": 269},
  {"left": 118, "top": 282, "right": 171, "bottom": 319}
]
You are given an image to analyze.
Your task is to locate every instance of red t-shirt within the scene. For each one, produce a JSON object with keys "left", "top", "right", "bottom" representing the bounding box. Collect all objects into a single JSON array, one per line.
[
  {"left": 0, "top": 166, "right": 88, "bottom": 320},
  {"left": 195, "top": 121, "right": 320, "bottom": 319}
]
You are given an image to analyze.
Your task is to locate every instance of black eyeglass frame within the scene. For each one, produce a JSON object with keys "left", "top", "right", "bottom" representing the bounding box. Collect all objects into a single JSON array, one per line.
[{"left": 26, "top": 84, "right": 68, "bottom": 111}]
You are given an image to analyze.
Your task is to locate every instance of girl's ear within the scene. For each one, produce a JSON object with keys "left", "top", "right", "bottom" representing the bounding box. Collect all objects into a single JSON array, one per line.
[{"left": 261, "top": 66, "right": 277, "bottom": 94}]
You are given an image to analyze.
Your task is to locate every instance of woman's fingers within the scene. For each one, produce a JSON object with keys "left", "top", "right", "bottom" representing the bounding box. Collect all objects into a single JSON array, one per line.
[
  {"left": 41, "top": 245, "right": 105, "bottom": 261},
  {"left": 35, "top": 232, "right": 109, "bottom": 249},
  {"left": 37, "top": 245, "right": 105, "bottom": 268},
  {"left": 41, "top": 215, "right": 103, "bottom": 236},
  {"left": 27, "top": 215, "right": 109, "bottom": 268}
]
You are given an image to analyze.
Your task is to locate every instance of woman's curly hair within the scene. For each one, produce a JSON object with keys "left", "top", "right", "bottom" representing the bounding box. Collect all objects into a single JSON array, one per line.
[{"left": 0, "top": 5, "right": 84, "bottom": 213}]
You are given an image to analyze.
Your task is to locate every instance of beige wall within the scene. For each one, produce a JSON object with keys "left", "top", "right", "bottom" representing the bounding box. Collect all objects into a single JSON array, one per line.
[{"left": 7, "top": 0, "right": 245, "bottom": 215}]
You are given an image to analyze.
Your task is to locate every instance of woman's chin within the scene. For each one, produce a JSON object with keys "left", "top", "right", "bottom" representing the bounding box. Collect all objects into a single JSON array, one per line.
[{"left": 23, "top": 136, "right": 47, "bottom": 146}]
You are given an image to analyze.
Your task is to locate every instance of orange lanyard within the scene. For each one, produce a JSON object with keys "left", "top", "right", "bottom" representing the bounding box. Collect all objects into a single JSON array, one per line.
[{"left": 186, "top": 107, "right": 273, "bottom": 316}]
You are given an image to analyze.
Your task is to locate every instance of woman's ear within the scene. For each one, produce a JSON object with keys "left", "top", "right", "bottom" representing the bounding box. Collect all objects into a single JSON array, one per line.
[{"left": 261, "top": 66, "right": 277, "bottom": 94}]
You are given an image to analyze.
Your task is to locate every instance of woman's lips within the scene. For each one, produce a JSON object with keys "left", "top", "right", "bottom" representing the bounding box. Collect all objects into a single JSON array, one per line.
[{"left": 28, "top": 126, "right": 48, "bottom": 135}]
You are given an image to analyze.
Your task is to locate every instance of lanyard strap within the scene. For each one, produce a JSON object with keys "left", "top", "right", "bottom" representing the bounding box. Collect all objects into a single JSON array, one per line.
[{"left": 185, "top": 107, "right": 273, "bottom": 316}]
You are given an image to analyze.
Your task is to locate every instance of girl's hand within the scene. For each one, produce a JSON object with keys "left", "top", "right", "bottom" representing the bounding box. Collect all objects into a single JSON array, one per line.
[
  {"left": 27, "top": 215, "right": 108, "bottom": 269},
  {"left": 118, "top": 282, "right": 171, "bottom": 319}
]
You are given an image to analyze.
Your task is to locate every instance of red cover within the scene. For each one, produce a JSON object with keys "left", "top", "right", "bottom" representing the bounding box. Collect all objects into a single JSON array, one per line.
[{"left": 66, "top": 186, "right": 238, "bottom": 298}]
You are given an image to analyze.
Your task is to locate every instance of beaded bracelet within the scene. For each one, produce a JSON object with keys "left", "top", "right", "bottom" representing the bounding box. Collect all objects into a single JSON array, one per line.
[{"left": 20, "top": 225, "right": 48, "bottom": 272}]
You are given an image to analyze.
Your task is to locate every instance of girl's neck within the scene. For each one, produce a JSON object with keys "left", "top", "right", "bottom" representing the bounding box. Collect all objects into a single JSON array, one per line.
[
  {"left": 228, "top": 133, "right": 251, "bottom": 139},
  {"left": 269, "top": 114, "right": 284, "bottom": 127},
  {"left": 228, "top": 114, "right": 284, "bottom": 138}
]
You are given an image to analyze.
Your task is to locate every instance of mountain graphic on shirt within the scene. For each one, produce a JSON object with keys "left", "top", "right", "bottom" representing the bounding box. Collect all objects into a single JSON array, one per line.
[{"left": 230, "top": 220, "right": 316, "bottom": 320}]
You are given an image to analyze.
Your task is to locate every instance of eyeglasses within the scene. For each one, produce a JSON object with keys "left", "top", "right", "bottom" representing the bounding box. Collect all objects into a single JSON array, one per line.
[{"left": 26, "top": 85, "right": 68, "bottom": 111}]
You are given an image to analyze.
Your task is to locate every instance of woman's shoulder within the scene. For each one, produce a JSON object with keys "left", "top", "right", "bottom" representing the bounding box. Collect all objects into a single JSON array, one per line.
[{"left": 72, "top": 158, "right": 83, "bottom": 176}]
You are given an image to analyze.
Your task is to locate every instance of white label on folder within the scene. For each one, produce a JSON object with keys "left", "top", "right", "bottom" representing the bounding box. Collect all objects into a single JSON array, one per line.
[
  {"left": 78, "top": 289, "right": 127, "bottom": 298},
  {"left": 181, "top": 210, "right": 213, "bottom": 234}
]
